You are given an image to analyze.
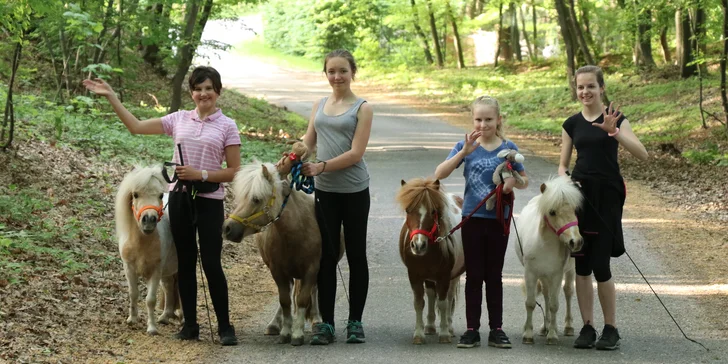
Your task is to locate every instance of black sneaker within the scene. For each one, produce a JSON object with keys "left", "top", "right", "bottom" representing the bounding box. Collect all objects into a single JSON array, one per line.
[
  {"left": 174, "top": 323, "right": 199, "bottom": 341},
  {"left": 596, "top": 324, "right": 620, "bottom": 350},
  {"left": 457, "top": 329, "right": 481, "bottom": 348},
  {"left": 219, "top": 325, "right": 238, "bottom": 346},
  {"left": 488, "top": 328, "right": 512, "bottom": 348},
  {"left": 310, "top": 322, "right": 336, "bottom": 345},
  {"left": 573, "top": 324, "right": 597, "bottom": 349},
  {"left": 346, "top": 320, "right": 366, "bottom": 343}
]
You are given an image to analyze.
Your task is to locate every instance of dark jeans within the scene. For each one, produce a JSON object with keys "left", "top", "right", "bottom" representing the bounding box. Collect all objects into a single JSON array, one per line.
[
  {"left": 315, "top": 188, "right": 370, "bottom": 327},
  {"left": 461, "top": 217, "right": 509, "bottom": 331},
  {"left": 168, "top": 192, "right": 230, "bottom": 333}
]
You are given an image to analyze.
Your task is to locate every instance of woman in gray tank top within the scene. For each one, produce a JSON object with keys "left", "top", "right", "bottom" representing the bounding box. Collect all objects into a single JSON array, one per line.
[{"left": 299, "top": 49, "right": 373, "bottom": 345}]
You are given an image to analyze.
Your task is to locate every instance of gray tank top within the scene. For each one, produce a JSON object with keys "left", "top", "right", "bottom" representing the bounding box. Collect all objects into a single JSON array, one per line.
[{"left": 314, "top": 96, "right": 370, "bottom": 193}]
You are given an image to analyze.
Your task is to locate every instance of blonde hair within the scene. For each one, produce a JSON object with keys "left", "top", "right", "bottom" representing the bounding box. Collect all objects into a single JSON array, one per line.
[{"left": 472, "top": 96, "right": 504, "bottom": 139}]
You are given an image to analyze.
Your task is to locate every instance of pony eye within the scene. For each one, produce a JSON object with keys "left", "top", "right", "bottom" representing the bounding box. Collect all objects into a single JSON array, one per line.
[
  {"left": 252, "top": 198, "right": 261, "bottom": 204},
  {"left": 549, "top": 210, "right": 556, "bottom": 216},
  {"left": 159, "top": 194, "right": 164, "bottom": 200},
  {"left": 133, "top": 192, "right": 138, "bottom": 199}
]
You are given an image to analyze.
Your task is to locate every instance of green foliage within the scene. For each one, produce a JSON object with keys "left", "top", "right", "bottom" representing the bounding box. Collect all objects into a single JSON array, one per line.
[{"left": 683, "top": 142, "right": 728, "bottom": 166}]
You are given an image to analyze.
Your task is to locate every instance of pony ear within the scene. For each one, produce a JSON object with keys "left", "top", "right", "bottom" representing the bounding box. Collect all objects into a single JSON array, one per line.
[
  {"left": 401, "top": 179, "right": 406, "bottom": 186},
  {"left": 433, "top": 179, "right": 440, "bottom": 189},
  {"left": 540, "top": 183, "right": 546, "bottom": 193},
  {"left": 262, "top": 165, "right": 273, "bottom": 182}
]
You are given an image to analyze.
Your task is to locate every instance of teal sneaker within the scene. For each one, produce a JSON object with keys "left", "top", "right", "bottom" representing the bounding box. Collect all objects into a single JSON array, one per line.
[
  {"left": 310, "top": 323, "right": 336, "bottom": 345},
  {"left": 346, "top": 320, "right": 366, "bottom": 343}
]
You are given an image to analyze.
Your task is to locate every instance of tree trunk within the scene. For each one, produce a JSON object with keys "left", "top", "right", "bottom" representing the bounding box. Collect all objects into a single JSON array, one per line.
[
  {"left": 446, "top": 2, "right": 465, "bottom": 69},
  {"left": 91, "top": 0, "right": 115, "bottom": 66},
  {"left": 532, "top": 2, "right": 538, "bottom": 59},
  {"left": 425, "top": 0, "right": 444, "bottom": 67},
  {"left": 659, "top": 25, "right": 671, "bottom": 63},
  {"left": 578, "top": 0, "right": 597, "bottom": 59},
  {"left": 475, "top": 0, "right": 484, "bottom": 15},
  {"left": 410, "top": 0, "right": 434, "bottom": 64},
  {"left": 637, "top": 7, "right": 656, "bottom": 67},
  {"left": 510, "top": 2, "right": 521, "bottom": 61},
  {"left": 495, "top": 2, "right": 503, "bottom": 66},
  {"left": 694, "top": 6, "right": 707, "bottom": 74},
  {"left": 675, "top": 9, "right": 683, "bottom": 66},
  {"left": 567, "top": 0, "right": 594, "bottom": 65},
  {"left": 170, "top": 0, "right": 201, "bottom": 112},
  {"left": 519, "top": 5, "right": 533, "bottom": 60},
  {"left": 0, "top": 42, "right": 21, "bottom": 150},
  {"left": 678, "top": 8, "right": 697, "bottom": 78},
  {"left": 142, "top": 3, "right": 166, "bottom": 74},
  {"left": 721, "top": 0, "right": 728, "bottom": 132},
  {"left": 554, "top": 0, "right": 577, "bottom": 100}
]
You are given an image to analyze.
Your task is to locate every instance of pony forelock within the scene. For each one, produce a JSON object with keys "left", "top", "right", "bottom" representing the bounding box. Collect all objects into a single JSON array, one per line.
[{"left": 537, "top": 175, "right": 583, "bottom": 216}]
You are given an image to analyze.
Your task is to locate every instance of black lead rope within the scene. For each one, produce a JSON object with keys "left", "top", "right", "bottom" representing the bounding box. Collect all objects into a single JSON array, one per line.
[{"left": 565, "top": 171, "right": 709, "bottom": 352}]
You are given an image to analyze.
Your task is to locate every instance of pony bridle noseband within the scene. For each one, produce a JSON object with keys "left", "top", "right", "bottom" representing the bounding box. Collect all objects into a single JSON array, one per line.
[
  {"left": 543, "top": 215, "right": 578, "bottom": 236},
  {"left": 409, "top": 211, "right": 440, "bottom": 245},
  {"left": 228, "top": 185, "right": 279, "bottom": 231},
  {"left": 132, "top": 204, "right": 164, "bottom": 222}
]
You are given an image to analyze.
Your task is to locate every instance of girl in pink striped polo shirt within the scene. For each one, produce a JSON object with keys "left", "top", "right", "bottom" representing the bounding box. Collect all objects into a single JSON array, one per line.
[{"left": 84, "top": 66, "right": 241, "bottom": 346}]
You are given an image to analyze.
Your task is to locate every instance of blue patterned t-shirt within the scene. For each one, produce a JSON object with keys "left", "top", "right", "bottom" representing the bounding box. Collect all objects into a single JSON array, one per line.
[{"left": 446, "top": 139, "right": 525, "bottom": 219}]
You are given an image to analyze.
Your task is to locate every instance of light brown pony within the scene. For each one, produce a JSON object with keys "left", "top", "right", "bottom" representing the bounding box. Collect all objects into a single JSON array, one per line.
[
  {"left": 222, "top": 162, "right": 343, "bottom": 346},
  {"left": 115, "top": 166, "right": 180, "bottom": 335},
  {"left": 396, "top": 178, "right": 465, "bottom": 344}
]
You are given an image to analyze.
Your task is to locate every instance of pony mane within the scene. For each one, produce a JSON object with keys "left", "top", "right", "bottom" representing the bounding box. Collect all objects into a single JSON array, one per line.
[
  {"left": 537, "top": 175, "right": 583, "bottom": 216},
  {"left": 232, "top": 161, "right": 281, "bottom": 203},
  {"left": 115, "top": 165, "right": 166, "bottom": 241},
  {"left": 396, "top": 178, "right": 448, "bottom": 213}
]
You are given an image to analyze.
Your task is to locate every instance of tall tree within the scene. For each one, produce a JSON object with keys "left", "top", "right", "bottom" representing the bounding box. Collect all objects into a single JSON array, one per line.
[
  {"left": 170, "top": 0, "right": 202, "bottom": 112},
  {"left": 510, "top": 2, "right": 522, "bottom": 61},
  {"left": 567, "top": 0, "right": 594, "bottom": 65},
  {"left": 446, "top": 1, "right": 465, "bottom": 68},
  {"left": 410, "top": 0, "right": 434, "bottom": 64},
  {"left": 677, "top": 7, "right": 697, "bottom": 78},
  {"left": 495, "top": 1, "right": 504, "bottom": 66},
  {"left": 554, "top": 0, "right": 577, "bottom": 100},
  {"left": 425, "top": 0, "right": 444, "bottom": 67},
  {"left": 635, "top": 2, "right": 656, "bottom": 67},
  {"left": 721, "top": 0, "right": 728, "bottom": 132},
  {"left": 519, "top": 5, "right": 534, "bottom": 60}
]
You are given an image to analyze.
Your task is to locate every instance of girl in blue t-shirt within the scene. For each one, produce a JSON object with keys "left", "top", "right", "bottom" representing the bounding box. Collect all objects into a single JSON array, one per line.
[{"left": 435, "top": 96, "right": 529, "bottom": 349}]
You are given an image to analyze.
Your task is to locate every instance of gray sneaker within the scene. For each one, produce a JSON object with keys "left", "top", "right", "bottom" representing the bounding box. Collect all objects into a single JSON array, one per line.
[
  {"left": 573, "top": 324, "right": 597, "bottom": 349},
  {"left": 346, "top": 320, "right": 366, "bottom": 343},
  {"left": 596, "top": 324, "right": 620, "bottom": 350},
  {"left": 310, "top": 323, "right": 336, "bottom": 345}
]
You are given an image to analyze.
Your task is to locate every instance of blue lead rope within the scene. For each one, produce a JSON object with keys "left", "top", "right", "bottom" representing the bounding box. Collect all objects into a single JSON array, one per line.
[{"left": 290, "top": 162, "right": 315, "bottom": 194}]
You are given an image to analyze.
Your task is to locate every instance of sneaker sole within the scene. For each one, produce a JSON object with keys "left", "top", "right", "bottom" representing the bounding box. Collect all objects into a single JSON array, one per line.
[
  {"left": 574, "top": 342, "right": 596, "bottom": 349},
  {"left": 596, "top": 342, "right": 620, "bottom": 351},
  {"left": 488, "top": 341, "right": 512, "bottom": 349},
  {"left": 346, "top": 335, "right": 366, "bottom": 344},
  {"left": 457, "top": 342, "right": 480, "bottom": 348}
]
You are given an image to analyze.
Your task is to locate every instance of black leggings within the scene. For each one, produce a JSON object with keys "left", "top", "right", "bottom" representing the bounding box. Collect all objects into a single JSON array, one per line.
[
  {"left": 315, "top": 188, "right": 370, "bottom": 327},
  {"left": 168, "top": 192, "right": 230, "bottom": 333}
]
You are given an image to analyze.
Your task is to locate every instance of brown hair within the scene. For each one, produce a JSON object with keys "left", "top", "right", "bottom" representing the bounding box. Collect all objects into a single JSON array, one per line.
[
  {"left": 188, "top": 66, "right": 222, "bottom": 95},
  {"left": 575, "top": 65, "right": 605, "bottom": 87},
  {"left": 472, "top": 96, "right": 504, "bottom": 139},
  {"left": 323, "top": 49, "right": 357, "bottom": 80}
]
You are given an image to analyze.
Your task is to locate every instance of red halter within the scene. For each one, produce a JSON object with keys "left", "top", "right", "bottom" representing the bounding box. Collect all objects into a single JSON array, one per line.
[{"left": 409, "top": 211, "right": 440, "bottom": 245}]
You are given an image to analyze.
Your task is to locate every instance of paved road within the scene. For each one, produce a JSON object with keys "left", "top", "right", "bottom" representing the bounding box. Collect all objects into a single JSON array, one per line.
[{"left": 197, "top": 20, "right": 726, "bottom": 364}]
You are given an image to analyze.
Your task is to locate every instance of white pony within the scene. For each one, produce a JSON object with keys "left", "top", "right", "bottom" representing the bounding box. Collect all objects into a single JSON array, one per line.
[
  {"left": 514, "top": 175, "right": 583, "bottom": 345},
  {"left": 115, "top": 166, "right": 180, "bottom": 335}
]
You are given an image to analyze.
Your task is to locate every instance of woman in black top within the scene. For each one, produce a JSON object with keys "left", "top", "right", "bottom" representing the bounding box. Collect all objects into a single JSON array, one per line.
[{"left": 558, "top": 65, "right": 648, "bottom": 351}]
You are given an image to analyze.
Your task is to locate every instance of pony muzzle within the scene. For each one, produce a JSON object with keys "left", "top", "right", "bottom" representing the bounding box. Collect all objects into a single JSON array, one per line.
[
  {"left": 222, "top": 218, "right": 245, "bottom": 242},
  {"left": 564, "top": 229, "right": 584, "bottom": 253},
  {"left": 409, "top": 235, "right": 429, "bottom": 256}
]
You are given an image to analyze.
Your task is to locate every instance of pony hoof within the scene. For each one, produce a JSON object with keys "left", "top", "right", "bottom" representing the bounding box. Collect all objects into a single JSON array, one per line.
[
  {"left": 265, "top": 326, "right": 281, "bottom": 336},
  {"left": 279, "top": 334, "right": 292, "bottom": 344},
  {"left": 547, "top": 337, "right": 559, "bottom": 345},
  {"left": 564, "top": 327, "right": 575, "bottom": 336},
  {"left": 157, "top": 316, "right": 171, "bottom": 325},
  {"left": 522, "top": 337, "right": 534, "bottom": 344},
  {"left": 424, "top": 326, "right": 437, "bottom": 335},
  {"left": 538, "top": 327, "right": 548, "bottom": 336},
  {"left": 126, "top": 316, "right": 138, "bottom": 325},
  {"left": 147, "top": 328, "right": 159, "bottom": 336},
  {"left": 413, "top": 336, "right": 425, "bottom": 345},
  {"left": 291, "top": 337, "right": 304, "bottom": 346},
  {"left": 438, "top": 335, "right": 452, "bottom": 344}
]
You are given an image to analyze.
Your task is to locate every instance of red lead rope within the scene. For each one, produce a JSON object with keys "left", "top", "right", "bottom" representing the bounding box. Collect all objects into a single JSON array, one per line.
[{"left": 440, "top": 185, "right": 513, "bottom": 242}]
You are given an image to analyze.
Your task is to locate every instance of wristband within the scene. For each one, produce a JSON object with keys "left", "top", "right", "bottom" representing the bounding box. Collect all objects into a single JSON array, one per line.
[
  {"left": 608, "top": 127, "right": 620, "bottom": 137},
  {"left": 201, "top": 170, "right": 208, "bottom": 182}
]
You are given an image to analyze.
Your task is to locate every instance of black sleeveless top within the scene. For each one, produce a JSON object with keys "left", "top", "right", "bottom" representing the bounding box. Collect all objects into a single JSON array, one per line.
[
  {"left": 563, "top": 111, "right": 625, "bottom": 181},
  {"left": 562, "top": 110, "right": 627, "bottom": 257}
]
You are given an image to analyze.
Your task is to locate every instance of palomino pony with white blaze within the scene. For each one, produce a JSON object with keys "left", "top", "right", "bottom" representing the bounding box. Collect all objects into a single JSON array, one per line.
[
  {"left": 222, "top": 161, "right": 344, "bottom": 346},
  {"left": 514, "top": 175, "right": 583, "bottom": 345},
  {"left": 396, "top": 178, "right": 465, "bottom": 345},
  {"left": 115, "top": 166, "right": 180, "bottom": 335}
]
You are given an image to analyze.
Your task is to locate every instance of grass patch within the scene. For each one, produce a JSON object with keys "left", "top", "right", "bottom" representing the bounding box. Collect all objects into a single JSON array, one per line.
[{"left": 235, "top": 37, "right": 321, "bottom": 72}]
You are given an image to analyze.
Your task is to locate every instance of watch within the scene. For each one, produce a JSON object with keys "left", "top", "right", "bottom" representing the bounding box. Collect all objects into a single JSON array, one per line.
[{"left": 201, "top": 170, "right": 208, "bottom": 182}]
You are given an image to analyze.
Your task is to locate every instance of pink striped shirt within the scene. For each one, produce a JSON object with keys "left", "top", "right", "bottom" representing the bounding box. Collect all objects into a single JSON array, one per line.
[{"left": 161, "top": 108, "right": 241, "bottom": 200}]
